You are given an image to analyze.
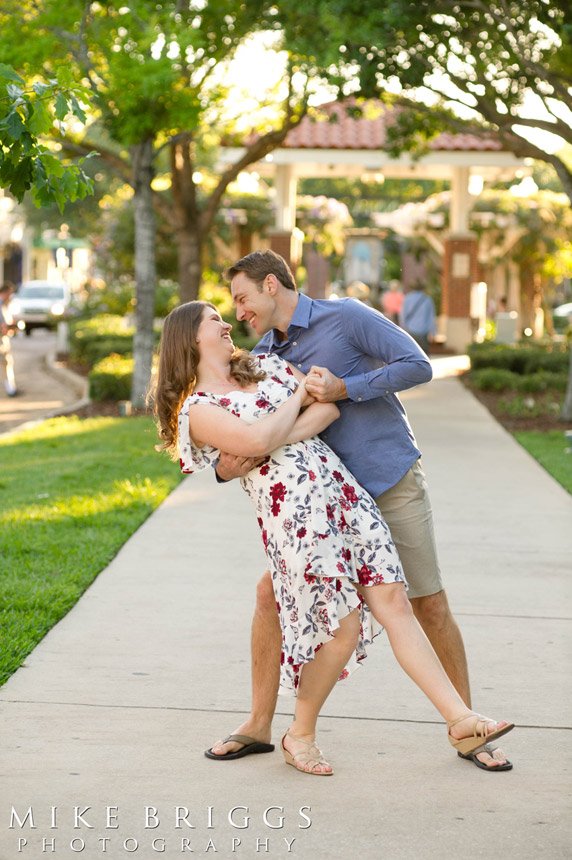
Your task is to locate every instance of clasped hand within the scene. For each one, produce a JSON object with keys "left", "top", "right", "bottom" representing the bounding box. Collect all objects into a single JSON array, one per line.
[{"left": 305, "top": 366, "right": 347, "bottom": 402}]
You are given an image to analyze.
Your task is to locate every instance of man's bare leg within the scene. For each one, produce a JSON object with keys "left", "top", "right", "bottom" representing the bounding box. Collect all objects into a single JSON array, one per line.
[
  {"left": 411, "top": 589, "right": 510, "bottom": 768},
  {"left": 209, "top": 571, "right": 281, "bottom": 756},
  {"left": 410, "top": 590, "right": 470, "bottom": 705}
]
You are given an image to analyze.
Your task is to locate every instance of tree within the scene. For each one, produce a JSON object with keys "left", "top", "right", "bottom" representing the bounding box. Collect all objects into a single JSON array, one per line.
[
  {"left": 1, "top": 1, "right": 267, "bottom": 405},
  {"left": 336, "top": 1, "right": 572, "bottom": 201},
  {"left": 0, "top": 64, "right": 93, "bottom": 209},
  {"left": 1, "top": 1, "right": 355, "bottom": 406}
]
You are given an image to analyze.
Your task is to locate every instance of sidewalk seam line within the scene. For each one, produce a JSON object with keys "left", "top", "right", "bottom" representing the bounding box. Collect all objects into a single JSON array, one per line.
[{"left": 0, "top": 699, "right": 569, "bottom": 730}]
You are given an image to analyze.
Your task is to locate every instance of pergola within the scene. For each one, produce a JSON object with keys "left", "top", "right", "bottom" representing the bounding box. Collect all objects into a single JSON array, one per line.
[{"left": 221, "top": 101, "right": 528, "bottom": 351}]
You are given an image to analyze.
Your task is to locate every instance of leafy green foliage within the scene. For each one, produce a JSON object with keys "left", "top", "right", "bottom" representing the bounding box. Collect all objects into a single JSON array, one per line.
[
  {"left": 470, "top": 367, "right": 568, "bottom": 392},
  {"left": 331, "top": 1, "right": 572, "bottom": 197},
  {"left": 0, "top": 64, "right": 94, "bottom": 209},
  {"left": 89, "top": 353, "right": 134, "bottom": 401},
  {"left": 468, "top": 342, "right": 569, "bottom": 374}
]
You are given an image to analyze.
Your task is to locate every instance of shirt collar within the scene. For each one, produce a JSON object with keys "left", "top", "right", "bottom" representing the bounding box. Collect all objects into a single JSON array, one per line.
[{"left": 269, "top": 293, "right": 312, "bottom": 347}]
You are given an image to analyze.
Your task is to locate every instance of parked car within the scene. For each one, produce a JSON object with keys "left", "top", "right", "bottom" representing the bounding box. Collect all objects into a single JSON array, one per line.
[
  {"left": 552, "top": 302, "right": 572, "bottom": 333},
  {"left": 11, "top": 281, "right": 72, "bottom": 335},
  {"left": 553, "top": 302, "right": 572, "bottom": 318}
]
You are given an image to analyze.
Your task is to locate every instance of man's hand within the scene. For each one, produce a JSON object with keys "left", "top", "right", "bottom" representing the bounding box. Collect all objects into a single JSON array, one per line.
[
  {"left": 305, "top": 366, "right": 347, "bottom": 403},
  {"left": 216, "top": 451, "right": 268, "bottom": 482}
]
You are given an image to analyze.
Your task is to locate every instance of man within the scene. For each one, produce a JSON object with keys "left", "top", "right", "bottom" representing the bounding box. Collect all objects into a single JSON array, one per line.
[
  {"left": 399, "top": 283, "right": 436, "bottom": 355},
  {"left": 0, "top": 282, "right": 19, "bottom": 398},
  {"left": 208, "top": 250, "right": 510, "bottom": 771}
]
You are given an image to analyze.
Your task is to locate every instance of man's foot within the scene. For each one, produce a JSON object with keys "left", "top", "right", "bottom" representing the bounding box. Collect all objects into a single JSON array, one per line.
[
  {"left": 458, "top": 743, "right": 513, "bottom": 771},
  {"left": 208, "top": 720, "right": 272, "bottom": 757}
]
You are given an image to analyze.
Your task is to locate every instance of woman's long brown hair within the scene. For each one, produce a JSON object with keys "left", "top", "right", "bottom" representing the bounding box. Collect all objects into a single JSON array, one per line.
[{"left": 151, "top": 300, "right": 266, "bottom": 458}]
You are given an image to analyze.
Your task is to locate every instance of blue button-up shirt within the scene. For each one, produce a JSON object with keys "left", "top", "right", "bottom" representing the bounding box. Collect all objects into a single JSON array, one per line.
[
  {"left": 400, "top": 290, "right": 436, "bottom": 337},
  {"left": 253, "top": 293, "right": 432, "bottom": 497}
]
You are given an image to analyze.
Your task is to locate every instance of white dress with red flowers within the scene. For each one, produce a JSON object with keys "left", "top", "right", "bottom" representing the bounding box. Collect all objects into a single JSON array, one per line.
[{"left": 178, "top": 353, "right": 405, "bottom": 696}]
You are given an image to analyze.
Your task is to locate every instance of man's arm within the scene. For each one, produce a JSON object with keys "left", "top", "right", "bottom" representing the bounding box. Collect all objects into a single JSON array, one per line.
[{"left": 312, "top": 299, "right": 432, "bottom": 404}]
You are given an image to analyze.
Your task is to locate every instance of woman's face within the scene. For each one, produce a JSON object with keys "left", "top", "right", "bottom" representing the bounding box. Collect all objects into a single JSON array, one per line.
[{"left": 196, "top": 306, "right": 234, "bottom": 356}]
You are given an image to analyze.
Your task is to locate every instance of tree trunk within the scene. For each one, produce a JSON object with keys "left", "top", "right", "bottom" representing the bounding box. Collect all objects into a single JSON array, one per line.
[
  {"left": 171, "top": 135, "right": 202, "bottom": 303},
  {"left": 130, "top": 139, "right": 156, "bottom": 409},
  {"left": 177, "top": 221, "right": 203, "bottom": 303},
  {"left": 519, "top": 263, "right": 542, "bottom": 337},
  {"left": 561, "top": 344, "right": 572, "bottom": 422}
]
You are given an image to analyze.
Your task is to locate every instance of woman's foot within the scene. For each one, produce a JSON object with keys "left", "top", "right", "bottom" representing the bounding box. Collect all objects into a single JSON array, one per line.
[
  {"left": 281, "top": 730, "right": 333, "bottom": 776},
  {"left": 447, "top": 712, "right": 515, "bottom": 756}
]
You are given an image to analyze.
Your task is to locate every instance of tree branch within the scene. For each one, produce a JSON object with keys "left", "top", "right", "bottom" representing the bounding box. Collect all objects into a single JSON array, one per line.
[{"left": 56, "top": 136, "right": 132, "bottom": 184}]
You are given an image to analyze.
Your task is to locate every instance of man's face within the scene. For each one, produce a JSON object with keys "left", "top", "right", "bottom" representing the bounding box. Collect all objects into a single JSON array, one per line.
[{"left": 230, "top": 272, "right": 276, "bottom": 336}]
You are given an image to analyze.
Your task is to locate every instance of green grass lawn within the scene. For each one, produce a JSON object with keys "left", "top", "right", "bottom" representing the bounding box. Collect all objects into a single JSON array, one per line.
[
  {"left": 0, "top": 416, "right": 182, "bottom": 686},
  {"left": 514, "top": 430, "right": 572, "bottom": 494}
]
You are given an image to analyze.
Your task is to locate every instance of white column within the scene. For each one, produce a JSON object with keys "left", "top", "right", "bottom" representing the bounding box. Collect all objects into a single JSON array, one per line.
[
  {"left": 450, "top": 166, "right": 471, "bottom": 235},
  {"left": 274, "top": 164, "right": 297, "bottom": 230}
]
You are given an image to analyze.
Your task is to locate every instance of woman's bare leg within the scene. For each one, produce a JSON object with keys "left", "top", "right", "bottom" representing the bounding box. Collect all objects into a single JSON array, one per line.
[
  {"left": 284, "top": 608, "right": 361, "bottom": 774},
  {"left": 359, "top": 582, "right": 511, "bottom": 741}
]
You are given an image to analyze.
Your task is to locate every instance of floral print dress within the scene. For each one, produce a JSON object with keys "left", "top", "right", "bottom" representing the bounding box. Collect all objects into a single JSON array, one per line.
[{"left": 178, "top": 353, "right": 406, "bottom": 696}]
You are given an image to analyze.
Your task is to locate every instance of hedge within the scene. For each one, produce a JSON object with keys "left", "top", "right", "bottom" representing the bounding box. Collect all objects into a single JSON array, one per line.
[
  {"left": 71, "top": 314, "right": 164, "bottom": 366},
  {"left": 71, "top": 315, "right": 134, "bottom": 365},
  {"left": 468, "top": 342, "right": 569, "bottom": 374},
  {"left": 89, "top": 354, "right": 133, "bottom": 401},
  {"left": 470, "top": 367, "right": 568, "bottom": 393}
]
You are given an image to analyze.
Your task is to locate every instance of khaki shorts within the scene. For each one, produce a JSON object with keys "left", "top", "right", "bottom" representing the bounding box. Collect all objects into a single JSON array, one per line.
[{"left": 375, "top": 460, "right": 443, "bottom": 599}]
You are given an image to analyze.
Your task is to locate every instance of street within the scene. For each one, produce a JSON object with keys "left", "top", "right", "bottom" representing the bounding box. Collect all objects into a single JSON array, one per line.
[{"left": 0, "top": 329, "right": 86, "bottom": 434}]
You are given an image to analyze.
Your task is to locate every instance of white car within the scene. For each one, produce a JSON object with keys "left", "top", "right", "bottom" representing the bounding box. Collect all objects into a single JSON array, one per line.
[
  {"left": 11, "top": 281, "right": 72, "bottom": 335},
  {"left": 553, "top": 302, "right": 572, "bottom": 318}
]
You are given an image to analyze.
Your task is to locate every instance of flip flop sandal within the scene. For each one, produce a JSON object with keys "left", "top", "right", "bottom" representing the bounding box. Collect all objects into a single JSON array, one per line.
[
  {"left": 204, "top": 734, "right": 275, "bottom": 760},
  {"left": 458, "top": 744, "right": 513, "bottom": 771}
]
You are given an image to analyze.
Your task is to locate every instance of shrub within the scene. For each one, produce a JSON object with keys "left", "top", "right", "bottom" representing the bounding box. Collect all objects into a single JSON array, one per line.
[
  {"left": 521, "top": 351, "right": 568, "bottom": 374},
  {"left": 89, "top": 354, "right": 133, "bottom": 401},
  {"left": 80, "top": 336, "right": 135, "bottom": 365},
  {"left": 470, "top": 368, "right": 520, "bottom": 391},
  {"left": 516, "top": 371, "right": 568, "bottom": 393},
  {"left": 71, "top": 314, "right": 162, "bottom": 367},
  {"left": 468, "top": 342, "right": 568, "bottom": 374},
  {"left": 71, "top": 315, "right": 134, "bottom": 364}
]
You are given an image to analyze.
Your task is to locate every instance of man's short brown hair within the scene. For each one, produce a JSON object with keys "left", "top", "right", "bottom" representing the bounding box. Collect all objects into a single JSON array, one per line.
[{"left": 226, "top": 250, "right": 297, "bottom": 291}]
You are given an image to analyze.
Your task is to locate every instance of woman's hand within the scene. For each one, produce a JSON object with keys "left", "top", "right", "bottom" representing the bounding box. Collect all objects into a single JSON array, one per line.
[{"left": 297, "top": 378, "right": 316, "bottom": 408}]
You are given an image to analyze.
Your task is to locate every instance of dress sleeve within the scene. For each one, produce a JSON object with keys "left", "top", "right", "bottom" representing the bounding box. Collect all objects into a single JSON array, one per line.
[
  {"left": 256, "top": 352, "right": 298, "bottom": 392},
  {"left": 177, "top": 394, "right": 220, "bottom": 474}
]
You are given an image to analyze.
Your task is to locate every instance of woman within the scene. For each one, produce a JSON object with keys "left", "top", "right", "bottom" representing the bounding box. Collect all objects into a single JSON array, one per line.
[{"left": 153, "top": 301, "right": 514, "bottom": 776}]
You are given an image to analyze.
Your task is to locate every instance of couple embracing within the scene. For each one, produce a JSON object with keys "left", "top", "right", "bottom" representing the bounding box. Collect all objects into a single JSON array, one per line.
[{"left": 153, "top": 250, "right": 514, "bottom": 777}]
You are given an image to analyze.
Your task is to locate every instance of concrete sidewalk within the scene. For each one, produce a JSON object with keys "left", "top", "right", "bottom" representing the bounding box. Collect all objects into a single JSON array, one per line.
[{"left": 1, "top": 374, "right": 570, "bottom": 859}]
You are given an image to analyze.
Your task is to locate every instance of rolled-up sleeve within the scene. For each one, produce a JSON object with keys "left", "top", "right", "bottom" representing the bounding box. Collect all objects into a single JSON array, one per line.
[{"left": 342, "top": 299, "right": 433, "bottom": 402}]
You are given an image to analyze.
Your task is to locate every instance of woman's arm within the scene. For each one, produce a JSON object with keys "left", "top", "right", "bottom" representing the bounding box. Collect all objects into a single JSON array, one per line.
[
  {"left": 187, "top": 383, "right": 306, "bottom": 458},
  {"left": 284, "top": 401, "right": 340, "bottom": 445}
]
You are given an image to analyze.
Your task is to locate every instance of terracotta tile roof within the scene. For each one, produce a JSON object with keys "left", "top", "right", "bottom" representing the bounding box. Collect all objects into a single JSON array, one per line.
[
  {"left": 283, "top": 101, "right": 503, "bottom": 152},
  {"left": 430, "top": 132, "right": 503, "bottom": 151}
]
